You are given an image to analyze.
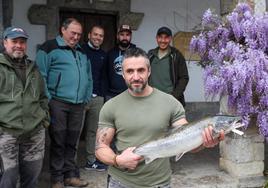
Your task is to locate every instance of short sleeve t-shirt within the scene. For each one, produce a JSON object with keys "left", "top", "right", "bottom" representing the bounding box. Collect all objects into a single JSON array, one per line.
[{"left": 99, "top": 88, "right": 185, "bottom": 188}]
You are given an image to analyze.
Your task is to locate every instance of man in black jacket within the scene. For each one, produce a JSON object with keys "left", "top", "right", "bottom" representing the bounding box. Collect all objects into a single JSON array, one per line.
[
  {"left": 105, "top": 24, "right": 136, "bottom": 100},
  {"left": 82, "top": 25, "right": 107, "bottom": 171},
  {"left": 148, "top": 26, "right": 189, "bottom": 106}
]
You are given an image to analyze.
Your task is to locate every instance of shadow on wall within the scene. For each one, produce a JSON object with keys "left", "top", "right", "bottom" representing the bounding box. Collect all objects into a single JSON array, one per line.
[{"left": 185, "top": 102, "right": 219, "bottom": 122}]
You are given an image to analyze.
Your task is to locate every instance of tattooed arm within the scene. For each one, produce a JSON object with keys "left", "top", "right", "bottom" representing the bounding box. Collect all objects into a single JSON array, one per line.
[
  {"left": 95, "top": 127, "right": 142, "bottom": 170},
  {"left": 95, "top": 127, "right": 116, "bottom": 165}
]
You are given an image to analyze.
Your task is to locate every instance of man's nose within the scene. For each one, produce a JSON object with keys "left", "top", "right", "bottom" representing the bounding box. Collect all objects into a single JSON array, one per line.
[
  {"left": 15, "top": 42, "right": 24, "bottom": 48},
  {"left": 133, "top": 72, "right": 140, "bottom": 79},
  {"left": 74, "top": 34, "right": 80, "bottom": 40}
]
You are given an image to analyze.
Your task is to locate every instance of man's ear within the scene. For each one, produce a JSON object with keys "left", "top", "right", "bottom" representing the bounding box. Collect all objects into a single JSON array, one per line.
[
  {"left": 61, "top": 27, "right": 65, "bottom": 35},
  {"left": 3, "top": 39, "right": 7, "bottom": 48}
]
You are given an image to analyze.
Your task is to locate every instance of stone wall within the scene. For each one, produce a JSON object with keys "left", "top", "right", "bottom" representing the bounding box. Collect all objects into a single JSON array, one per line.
[
  {"left": 28, "top": 0, "right": 144, "bottom": 40},
  {"left": 219, "top": 127, "right": 266, "bottom": 187},
  {"left": 185, "top": 102, "right": 219, "bottom": 122},
  {"left": 220, "top": 0, "right": 267, "bottom": 15}
]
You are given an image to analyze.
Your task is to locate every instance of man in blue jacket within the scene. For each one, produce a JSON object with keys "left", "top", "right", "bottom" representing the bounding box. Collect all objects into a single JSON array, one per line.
[{"left": 36, "top": 18, "right": 92, "bottom": 188}]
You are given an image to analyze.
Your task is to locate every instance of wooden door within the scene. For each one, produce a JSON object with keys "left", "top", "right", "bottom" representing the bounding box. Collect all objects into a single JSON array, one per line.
[{"left": 60, "top": 10, "right": 117, "bottom": 52}]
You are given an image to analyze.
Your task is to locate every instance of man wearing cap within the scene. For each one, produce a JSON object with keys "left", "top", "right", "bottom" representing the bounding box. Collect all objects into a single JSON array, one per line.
[
  {"left": 105, "top": 24, "right": 136, "bottom": 100},
  {"left": 0, "top": 27, "right": 49, "bottom": 188},
  {"left": 148, "top": 26, "right": 189, "bottom": 106}
]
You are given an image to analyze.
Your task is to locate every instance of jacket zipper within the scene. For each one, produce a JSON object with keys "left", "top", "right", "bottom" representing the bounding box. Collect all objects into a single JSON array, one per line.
[
  {"left": 30, "top": 77, "right": 36, "bottom": 98},
  {"left": 11, "top": 75, "right": 15, "bottom": 99},
  {"left": 55, "top": 73, "right": 61, "bottom": 97},
  {"left": 170, "top": 52, "right": 176, "bottom": 88},
  {"left": 74, "top": 51, "right": 81, "bottom": 103}
]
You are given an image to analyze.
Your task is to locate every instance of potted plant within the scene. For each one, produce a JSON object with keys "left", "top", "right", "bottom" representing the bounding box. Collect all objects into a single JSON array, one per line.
[{"left": 189, "top": 3, "right": 268, "bottom": 139}]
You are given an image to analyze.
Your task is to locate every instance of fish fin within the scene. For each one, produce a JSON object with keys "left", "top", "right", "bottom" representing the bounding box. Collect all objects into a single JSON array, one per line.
[
  {"left": 144, "top": 157, "right": 156, "bottom": 164},
  {"left": 175, "top": 152, "right": 185, "bottom": 161},
  {"left": 231, "top": 128, "right": 244, "bottom": 135}
]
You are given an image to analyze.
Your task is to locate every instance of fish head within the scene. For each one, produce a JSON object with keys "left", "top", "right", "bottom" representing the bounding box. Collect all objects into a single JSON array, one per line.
[{"left": 212, "top": 115, "right": 243, "bottom": 134}]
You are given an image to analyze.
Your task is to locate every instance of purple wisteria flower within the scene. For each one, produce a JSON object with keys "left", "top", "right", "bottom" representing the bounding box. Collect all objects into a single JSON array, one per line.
[{"left": 190, "top": 3, "right": 268, "bottom": 137}]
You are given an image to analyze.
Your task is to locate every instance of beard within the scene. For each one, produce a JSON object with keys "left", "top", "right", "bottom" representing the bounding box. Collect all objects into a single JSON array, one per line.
[
  {"left": 10, "top": 50, "right": 25, "bottom": 60},
  {"left": 127, "top": 80, "right": 147, "bottom": 94},
  {"left": 119, "top": 40, "right": 130, "bottom": 48}
]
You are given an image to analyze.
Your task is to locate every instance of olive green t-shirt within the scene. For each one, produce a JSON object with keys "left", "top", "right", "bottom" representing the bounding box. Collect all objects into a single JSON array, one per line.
[
  {"left": 98, "top": 88, "right": 185, "bottom": 188},
  {"left": 149, "top": 52, "right": 173, "bottom": 94}
]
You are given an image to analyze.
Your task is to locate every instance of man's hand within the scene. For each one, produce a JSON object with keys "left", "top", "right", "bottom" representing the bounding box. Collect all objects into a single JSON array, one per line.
[
  {"left": 202, "top": 125, "right": 224, "bottom": 148},
  {"left": 116, "top": 147, "right": 142, "bottom": 170}
]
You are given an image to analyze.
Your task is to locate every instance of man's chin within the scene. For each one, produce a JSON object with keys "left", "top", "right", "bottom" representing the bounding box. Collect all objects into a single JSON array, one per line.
[
  {"left": 159, "top": 46, "right": 168, "bottom": 50},
  {"left": 69, "top": 41, "right": 78, "bottom": 48},
  {"left": 12, "top": 52, "right": 25, "bottom": 59},
  {"left": 130, "top": 86, "right": 144, "bottom": 94},
  {"left": 119, "top": 42, "right": 130, "bottom": 48}
]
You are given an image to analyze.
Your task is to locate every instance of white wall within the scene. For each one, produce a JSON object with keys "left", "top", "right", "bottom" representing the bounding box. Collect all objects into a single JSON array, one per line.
[
  {"left": 12, "top": 0, "right": 46, "bottom": 61},
  {"left": 131, "top": 0, "right": 220, "bottom": 102},
  {"left": 131, "top": 0, "right": 220, "bottom": 51},
  {"left": 11, "top": 0, "right": 220, "bottom": 102}
]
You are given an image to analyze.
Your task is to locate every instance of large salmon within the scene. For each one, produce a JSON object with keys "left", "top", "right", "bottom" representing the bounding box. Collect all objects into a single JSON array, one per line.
[{"left": 134, "top": 115, "right": 243, "bottom": 164}]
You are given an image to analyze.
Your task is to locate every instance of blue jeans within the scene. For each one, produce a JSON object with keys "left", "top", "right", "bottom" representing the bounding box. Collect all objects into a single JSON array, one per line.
[{"left": 0, "top": 127, "right": 45, "bottom": 188}]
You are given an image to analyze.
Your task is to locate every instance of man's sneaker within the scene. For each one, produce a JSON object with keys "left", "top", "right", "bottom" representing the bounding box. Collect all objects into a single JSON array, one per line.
[
  {"left": 64, "top": 177, "right": 88, "bottom": 187},
  {"left": 84, "top": 160, "right": 107, "bottom": 172}
]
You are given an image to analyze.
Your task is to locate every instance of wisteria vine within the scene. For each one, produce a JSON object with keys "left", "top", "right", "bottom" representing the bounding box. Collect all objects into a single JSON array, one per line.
[{"left": 190, "top": 3, "right": 268, "bottom": 137}]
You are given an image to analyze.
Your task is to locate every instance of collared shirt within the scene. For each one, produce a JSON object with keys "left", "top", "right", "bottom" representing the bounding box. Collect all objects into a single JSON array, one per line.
[{"left": 149, "top": 48, "right": 173, "bottom": 94}]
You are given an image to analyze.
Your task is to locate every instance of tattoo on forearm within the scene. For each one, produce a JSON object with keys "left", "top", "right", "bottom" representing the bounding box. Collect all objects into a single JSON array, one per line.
[{"left": 95, "top": 127, "right": 110, "bottom": 150}]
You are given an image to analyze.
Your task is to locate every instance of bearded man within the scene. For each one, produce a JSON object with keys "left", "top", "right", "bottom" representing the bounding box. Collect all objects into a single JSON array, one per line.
[{"left": 105, "top": 24, "right": 137, "bottom": 100}]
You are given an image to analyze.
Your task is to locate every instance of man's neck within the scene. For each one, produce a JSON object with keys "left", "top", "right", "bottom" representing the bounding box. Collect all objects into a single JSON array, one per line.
[
  {"left": 4, "top": 52, "right": 25, "bottom": 63},
  {"left": 158, "top": 48, "right": 169, "bottom": 59},
  {"left": 88, "top": 41, "right": 100, "bottom": 50},
  {"left": 119, "top": 45, "right": 130, "bottom": 51}
]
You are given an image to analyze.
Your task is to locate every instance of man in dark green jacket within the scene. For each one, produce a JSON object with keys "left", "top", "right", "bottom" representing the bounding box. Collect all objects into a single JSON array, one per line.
[
  {"left": 0, "top": 27, "right": 49, "bottom": 188},
  {"left": 148, "top": 26, "right": 189, "bottom": 106}
]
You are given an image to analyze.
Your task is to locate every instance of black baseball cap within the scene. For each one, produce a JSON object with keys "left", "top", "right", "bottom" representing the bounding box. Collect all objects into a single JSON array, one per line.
[
  {"left": 3, "top": 27, "right": 29, "bottom": 39},
  {"left": 156, "top": 26, "right": 172, "bottom": 36}
]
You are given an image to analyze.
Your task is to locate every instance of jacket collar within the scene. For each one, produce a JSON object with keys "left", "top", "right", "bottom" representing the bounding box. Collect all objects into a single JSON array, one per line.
[
  {"left": 0, "top": 53, "right": 35, "bottom": 74},
  {"left": 0, "top": 53, "right": 29, "bottom": 66},
  {"left": 56, "top": 35, "right": 82, "bottom": 51},
  {"left": 150, "top": 46, "right": 172, "bottom": 57}
]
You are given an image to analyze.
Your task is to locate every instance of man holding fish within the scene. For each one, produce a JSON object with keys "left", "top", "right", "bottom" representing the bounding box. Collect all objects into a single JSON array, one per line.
[{"left": 95, "top": 47, "right": 230, "bottom": 188}]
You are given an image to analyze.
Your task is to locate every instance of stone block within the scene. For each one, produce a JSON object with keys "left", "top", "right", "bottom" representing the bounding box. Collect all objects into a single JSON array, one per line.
[
  {"left": 238, "top": 176, "right": 267, "bottom": 188},
  {"left": 220, "top": 135, "right": 264, "bottom": 163},
  {"left": 219, "top": 158, "right": 264, "bottom": 177}
]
